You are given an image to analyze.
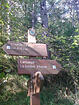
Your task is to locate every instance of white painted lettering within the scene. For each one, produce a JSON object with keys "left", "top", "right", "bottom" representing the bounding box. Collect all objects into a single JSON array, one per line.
[
  {"left": 20, "top": 61, "right": 35, "bottom": 64},
  {"left": 20, "top": 65, "right": 35, "bottom": 68},
  {"left": 37, "top": 65, "right": 47, "bottom": 69}
]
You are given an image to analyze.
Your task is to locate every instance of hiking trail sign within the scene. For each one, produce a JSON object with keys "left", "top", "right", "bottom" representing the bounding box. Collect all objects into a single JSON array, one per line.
[
  {"left": 2, "top": 41, "right": 48, "bottom": 57},
  {"left": 2, "top": 28, "right": 62, "bottom": 105},
  {"left": 18, "top": 59, "right": 61, "bottom": 75}
]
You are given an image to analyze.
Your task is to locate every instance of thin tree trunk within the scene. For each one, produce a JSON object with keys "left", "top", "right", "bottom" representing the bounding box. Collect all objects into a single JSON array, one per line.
[
  {"left": 7, "top": 0, "right": 11, "bottom": 36},
  {"left": 40, "top": 0, "right": 48, "bottom": 28},
  {"left": 32, "top": 1, "right": 37, "bottom": 28},
  {"left": 73, "top": 0, "right": 79, "bottom": 21}
]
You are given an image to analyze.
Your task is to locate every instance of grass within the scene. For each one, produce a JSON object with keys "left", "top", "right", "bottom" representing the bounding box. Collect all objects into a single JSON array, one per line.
[
  {"left": 0, "top": 91, "right": 30, "bottom": 105},
  {"left": 0, "top": 90, "right": 74, "bottom": 105},
  {"left": 40, "top": 88, "right": 74, "bottom": 105}
]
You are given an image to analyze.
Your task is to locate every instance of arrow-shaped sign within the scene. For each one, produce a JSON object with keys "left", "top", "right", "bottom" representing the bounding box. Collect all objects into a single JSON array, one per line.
[
  {"left": 2, "top": 41, "right": 48, "bottom": 57},
  {"left": 18, "top": 59, "right": 62, "bottom": 75}
]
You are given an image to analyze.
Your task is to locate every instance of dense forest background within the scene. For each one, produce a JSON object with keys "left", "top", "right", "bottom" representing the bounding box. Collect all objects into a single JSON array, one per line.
[{"left": 0, "top": 0, "right": 79, "bottom": 105}]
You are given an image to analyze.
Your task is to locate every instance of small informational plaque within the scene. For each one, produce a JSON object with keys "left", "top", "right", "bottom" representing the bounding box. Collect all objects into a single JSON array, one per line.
[{"left": 28, "top": 28, "right": 36, "bottom": 43}]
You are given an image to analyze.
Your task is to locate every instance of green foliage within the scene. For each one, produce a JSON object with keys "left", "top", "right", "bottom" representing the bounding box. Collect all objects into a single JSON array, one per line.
[
  {"left": 0, "top": 74, "right": 30, "bottom": 105},
  {"left": 40, "top": 88, "right": 74, "bottom": 105},
  {"left": 0, "top": 92, "right": 30, "bottom": 105},
  {"left": 0, "top": 74, "right": 75, "bottom": 105},
  {"left": 0, "top": 72, "right": 5, "bottom": 78},
  {"left": 0, "top": 0, "right": 79, "bottom": 104}
]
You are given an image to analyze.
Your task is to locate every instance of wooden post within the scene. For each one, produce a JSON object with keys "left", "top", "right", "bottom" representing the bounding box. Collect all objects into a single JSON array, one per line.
[
  {"left": 30, "top": 93, "right": 40, "bottom": 105},
  {"left": 29, "top": 72, "right": 41, "bottom": 105},
  {"left": 28, "top": 29, "right": 40, "bottom": 105}
]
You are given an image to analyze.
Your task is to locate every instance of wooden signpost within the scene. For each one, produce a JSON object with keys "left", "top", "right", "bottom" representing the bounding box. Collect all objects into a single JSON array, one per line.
[{"left": 2, "top": 28, "right": 62, "bottom": 105}]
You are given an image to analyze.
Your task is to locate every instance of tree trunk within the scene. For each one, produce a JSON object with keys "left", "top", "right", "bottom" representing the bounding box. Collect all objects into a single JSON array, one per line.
[
  {"left": 7, "top": 0, "right": 11, "bottom": 36},
  {"left": 73, "top": 0, "right": 79, "bottom": 21},
  {"left": 40, "top": 0, "right": 48, "bottom": 28},
  {"left": 32, "top": 1, "right": 37, "bottom": 28}
]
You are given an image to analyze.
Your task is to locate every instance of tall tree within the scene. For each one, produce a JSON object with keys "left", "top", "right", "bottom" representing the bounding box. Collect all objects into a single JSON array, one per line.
[{"left": 40, "top": 0, "right": 48, "bottom": 28}]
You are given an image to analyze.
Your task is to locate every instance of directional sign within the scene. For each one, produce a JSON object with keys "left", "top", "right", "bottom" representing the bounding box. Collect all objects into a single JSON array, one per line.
[
  {"left": 18, "top": 59, "right": 62, "bottom": 75},
  {"left": 2, "top": 41, "right": 48, "bottom": 57}
]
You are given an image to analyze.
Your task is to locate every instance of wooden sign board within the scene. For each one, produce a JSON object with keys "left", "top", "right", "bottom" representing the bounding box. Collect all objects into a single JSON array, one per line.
[
  {"left": 2, "top": 41, "right": 48, "bottom": 57},
  {"left": 18, "top": 59, "right": 61, "bottom": 75}
]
